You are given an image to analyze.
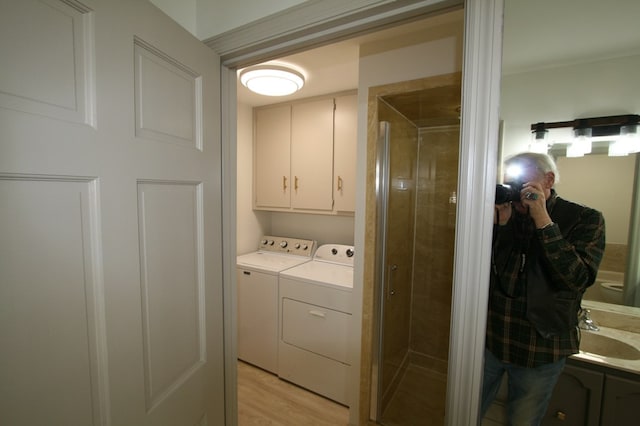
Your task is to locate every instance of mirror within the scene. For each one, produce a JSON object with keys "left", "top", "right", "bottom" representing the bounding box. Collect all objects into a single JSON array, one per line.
[{"left": 500, "top": 0, "right": 640, "bottom": 310}]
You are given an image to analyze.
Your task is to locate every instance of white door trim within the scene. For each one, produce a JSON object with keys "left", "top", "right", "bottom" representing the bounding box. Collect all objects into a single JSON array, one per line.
[
  {"left": 448, "top": 1, "right": 504, "bottom": 424},
  {"left": 205, "top": 0, "right": 463, "bottom": 67},
  {"left": 211, "top": 0, "right": 503, "bottom": 424}
]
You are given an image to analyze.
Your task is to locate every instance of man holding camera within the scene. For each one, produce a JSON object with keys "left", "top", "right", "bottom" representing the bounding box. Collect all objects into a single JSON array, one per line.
[{"left": 480, "top": 152, "right": 606, "bottom": 425}]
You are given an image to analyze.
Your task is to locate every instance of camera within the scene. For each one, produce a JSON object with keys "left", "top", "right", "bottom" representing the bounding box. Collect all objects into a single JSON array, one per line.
[{"left": 495, "top": 181, "right": 523, "bottom": 204}]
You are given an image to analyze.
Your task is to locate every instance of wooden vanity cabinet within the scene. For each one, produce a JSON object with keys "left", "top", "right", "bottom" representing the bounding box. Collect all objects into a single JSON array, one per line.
[
  {"left": 484, "top": 362, "right": 640, "bottom": 426},
  {"left": 542, "top": 362, "right": 640, "bottom": 426},
  {"left": 600, "top": 374, "right": 640, "bottom": 425},
  {"left": 542, "top": 364, "right": 603, "bottom": 426}
]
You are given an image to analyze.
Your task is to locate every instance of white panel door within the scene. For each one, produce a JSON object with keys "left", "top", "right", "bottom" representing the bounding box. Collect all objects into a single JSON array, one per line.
[{"left": 0, "top": 1, "right": 224, "bottom": 425}]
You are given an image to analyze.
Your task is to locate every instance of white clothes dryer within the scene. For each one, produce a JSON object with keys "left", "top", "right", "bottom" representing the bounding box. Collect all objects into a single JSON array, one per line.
[
  {"left": 236, "top": 236, "right": 315, "bottom": 374},
  {"left": 278, "top": 244, "right": 355, "bottom": 405}
]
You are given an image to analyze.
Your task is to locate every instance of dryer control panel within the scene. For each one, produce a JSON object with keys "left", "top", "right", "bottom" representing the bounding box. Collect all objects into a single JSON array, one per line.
[
  {"left": 313, "top": 244, "right": 355, "bottom": 265},
  {"left": 259, "top": 235, "right": 316, "bottom": 256}
]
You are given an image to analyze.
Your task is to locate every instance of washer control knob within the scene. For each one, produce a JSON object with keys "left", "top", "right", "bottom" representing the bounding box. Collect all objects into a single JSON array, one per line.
[
  {"left": 302, "top": 244, "right": 308, "bottom": 250},
  {"left": 261, "top": 239, "right": 268, "bottom": 245},
  {"left": 267, "top": 240, "right": 274, "bottom": 246},
  {"left": 346, "top": 248, "right": 354, "bottom": 257},
  {"left": 294, "top": 243, "right": 301, "bottom": 249},
  {"left": 331, "top": 248, "right": 338, "bottom": 255},
  {"left": 280, "top": 241, "right": 288, "bottom": 248}
]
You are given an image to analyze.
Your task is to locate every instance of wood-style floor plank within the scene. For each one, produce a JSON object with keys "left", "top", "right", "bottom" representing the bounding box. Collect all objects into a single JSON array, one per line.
[{"left": 237, "top": 361, "right": 350, "bottom": 426}]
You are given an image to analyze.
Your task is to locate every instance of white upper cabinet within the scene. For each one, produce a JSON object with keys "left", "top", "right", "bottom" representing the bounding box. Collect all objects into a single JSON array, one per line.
[
  {"left": 254, "top": 104, "right": 292, "bottom": 209},
  {"left": 291, "top": 98, "right": 335, "bottom": 211},
  {"left": 253, "top": 92, "right": 357, "bottom": 215},
  {"left": 333, "top": 94, "right": 358, "bottom": 213}
]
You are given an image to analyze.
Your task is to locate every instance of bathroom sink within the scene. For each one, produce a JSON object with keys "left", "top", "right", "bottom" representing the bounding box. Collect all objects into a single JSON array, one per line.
[{"left": 580, "top": 332, "right": 640, "bottom": 360}]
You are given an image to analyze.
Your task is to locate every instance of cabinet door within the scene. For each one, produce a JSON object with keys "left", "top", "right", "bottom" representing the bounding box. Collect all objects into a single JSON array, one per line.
[
  {"left": 254, "top": 105, "right": 291, "bottom": 208},
  {"left": 291, "top": 98, "right": 334, "bottom": 211},
  {"left": 334, "top": 94, "right": 358, "bottom": 212},
  {"left": 542, "top": 364, "right": 603, "bottom": 426},
  {"left": 601, "top": 374, "right": 640, "bottom": 426}
]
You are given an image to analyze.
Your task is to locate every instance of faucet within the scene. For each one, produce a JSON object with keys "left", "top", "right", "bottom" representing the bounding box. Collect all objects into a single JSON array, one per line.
[{"left": 578, "top": 308, "right": 599, "bottom": 331}]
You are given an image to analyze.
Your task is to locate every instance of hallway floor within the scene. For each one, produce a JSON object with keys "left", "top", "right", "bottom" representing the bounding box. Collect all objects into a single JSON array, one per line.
[{"left": 237, "top": 361, "right": 349, "bottom": 425}]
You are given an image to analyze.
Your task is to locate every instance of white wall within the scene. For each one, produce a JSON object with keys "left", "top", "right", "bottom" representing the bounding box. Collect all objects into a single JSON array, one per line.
[
  {"left": 500, "top": 54, "right": 640, "bottom": 244},
  {"left": 150, "top": 0, "right": 306, "bottom": 40},
  {"left": 556, "top": 155, "right": 634, "bottom": 244},
  {"left": 149, "top": 0, "right": 198, "bottom": 36},
  {"left": 236, "top": 102, "right": 270, "bottom": 254},
  {"left": 500, "top": 54, "right": 640, "bottom": 156},
  {"left": 270, "top": 213, "right": 355, "bottom": 246},
  {"left": 359, "top": 36, "right": 462, "bottom": 89},
  {"left": 197, "top": 0, "right": 305, "bottom": 40}
]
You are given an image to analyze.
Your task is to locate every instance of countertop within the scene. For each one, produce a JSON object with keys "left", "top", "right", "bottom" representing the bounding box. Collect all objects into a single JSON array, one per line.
[{"left": 571, "top": 300, "right": 640, "bottom": 376}]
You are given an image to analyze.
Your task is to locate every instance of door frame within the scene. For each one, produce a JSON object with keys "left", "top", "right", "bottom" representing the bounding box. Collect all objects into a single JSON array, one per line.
[{"left": 210, "top": 0, "right": 503, "bottom": 424}]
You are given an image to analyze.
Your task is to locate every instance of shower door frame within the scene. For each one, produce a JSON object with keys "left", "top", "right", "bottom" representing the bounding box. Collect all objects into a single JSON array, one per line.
[{"left": 370, "top": 121, "right": 390, "bottom": 420}]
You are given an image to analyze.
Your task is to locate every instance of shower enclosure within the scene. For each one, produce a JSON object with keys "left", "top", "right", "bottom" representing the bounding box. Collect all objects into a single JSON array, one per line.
[{"left": 368, "top": 75, "right": 461, "bottom": 425}]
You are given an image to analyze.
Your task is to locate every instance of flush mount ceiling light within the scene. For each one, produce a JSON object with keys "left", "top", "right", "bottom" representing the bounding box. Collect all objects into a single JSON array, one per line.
[{"left": 239, "top": 65, "right": 305, "bottom": 96}]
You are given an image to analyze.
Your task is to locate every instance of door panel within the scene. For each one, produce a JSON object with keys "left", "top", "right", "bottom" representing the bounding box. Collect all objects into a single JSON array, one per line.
[
  {"left": 0, "top": 0, "right": 224, "bottom": 425},
  {"left": 291, "top": 98, "right": 334, "bottom": 210},
  {"left": 0, "top": 177, "right": 102, "bottom": 426},
  {"left": 254, "top": 104, "right": 292, "bottom": 209}
]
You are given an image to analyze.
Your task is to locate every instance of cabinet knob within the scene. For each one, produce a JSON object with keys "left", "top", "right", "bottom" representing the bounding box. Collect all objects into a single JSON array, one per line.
[
  {"left": 337, "top": 175, "right": 343, "bottom": 191},
  {"left": 294, "top": 175, "right": 299, "bottom": 190},
  {"left": 282, "top": 176, "right": 287, "bottom": 191},
  {"left": 555, "top": 411, "right": 566, "bottom": 421}
]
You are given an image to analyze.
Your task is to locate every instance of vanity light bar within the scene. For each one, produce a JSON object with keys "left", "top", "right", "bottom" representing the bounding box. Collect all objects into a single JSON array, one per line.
[{"left": 531, "top": 114, "right": 640, "bottom": 137}]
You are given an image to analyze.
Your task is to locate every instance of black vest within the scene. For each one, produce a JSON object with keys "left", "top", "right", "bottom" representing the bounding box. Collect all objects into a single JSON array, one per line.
[{"left": 526, "top": 197, "right": 587, "bottom": 338}]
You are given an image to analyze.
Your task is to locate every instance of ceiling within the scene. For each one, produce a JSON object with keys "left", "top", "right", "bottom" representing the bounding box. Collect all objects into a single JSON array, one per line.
[{"left": 237, "top": 0, "right": 640, "bottom": 108}]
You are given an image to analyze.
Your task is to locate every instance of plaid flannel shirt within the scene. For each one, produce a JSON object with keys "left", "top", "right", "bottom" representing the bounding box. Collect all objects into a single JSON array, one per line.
[{"left": 486, "top": 190, "right": 606, "bottom": 367}]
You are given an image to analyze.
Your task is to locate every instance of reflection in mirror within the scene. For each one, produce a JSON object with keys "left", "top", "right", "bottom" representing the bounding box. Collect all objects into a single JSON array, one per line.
[{"left": 499, "top": 0, "right": 640, "bottom": 310}]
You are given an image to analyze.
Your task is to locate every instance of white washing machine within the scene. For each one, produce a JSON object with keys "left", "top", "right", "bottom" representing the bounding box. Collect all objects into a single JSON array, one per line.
[
  {"left": 278, "top": 244, "right": 355, "bottom": 405},
  {"left": 236, "top": 236, "right": 316, "bottom": 374}
]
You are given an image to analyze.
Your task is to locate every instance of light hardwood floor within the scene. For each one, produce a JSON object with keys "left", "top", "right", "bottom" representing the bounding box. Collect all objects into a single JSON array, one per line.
[{"left": 237, "top": 361, "right": 350, "bottom": 425}]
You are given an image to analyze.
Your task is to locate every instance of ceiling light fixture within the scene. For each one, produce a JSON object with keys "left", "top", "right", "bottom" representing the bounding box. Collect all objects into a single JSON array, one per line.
[{"left": 239, "top": 65, "right": 305, "bottom": 97}]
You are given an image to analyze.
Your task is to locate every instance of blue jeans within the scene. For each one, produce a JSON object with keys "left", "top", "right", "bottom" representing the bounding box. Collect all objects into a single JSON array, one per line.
[{"left": 480, "top": 349, "right": 565, "bottom": 426}]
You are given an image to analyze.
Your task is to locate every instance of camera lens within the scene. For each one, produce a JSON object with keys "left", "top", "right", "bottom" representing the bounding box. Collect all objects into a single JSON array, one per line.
[{"left": 495, "top": 184, "right": 513, "bottom": 204}]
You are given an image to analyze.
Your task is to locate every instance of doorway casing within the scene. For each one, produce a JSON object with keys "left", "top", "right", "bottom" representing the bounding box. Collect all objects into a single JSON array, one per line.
[{"left": 206, "top": 0, "right": 504, "bottom": 424}]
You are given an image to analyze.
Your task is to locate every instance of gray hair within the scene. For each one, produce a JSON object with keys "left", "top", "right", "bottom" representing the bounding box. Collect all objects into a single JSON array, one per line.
[{"left": 504, "top": 152, "right": 560, "bottom": 183}]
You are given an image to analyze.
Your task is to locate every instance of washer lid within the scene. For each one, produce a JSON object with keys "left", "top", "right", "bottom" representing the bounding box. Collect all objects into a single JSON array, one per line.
[
  {"left": 236, "top": 252, "right": 311, "bottom": 273},
  {"left": 280, "top": 260, "right": 353, "bottom": 290}
]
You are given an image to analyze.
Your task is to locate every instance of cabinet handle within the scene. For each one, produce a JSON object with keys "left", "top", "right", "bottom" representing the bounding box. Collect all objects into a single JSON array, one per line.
[
  {"left": 337, "top": 176, "right": 343, "bottom": 191},
  {"left": 283, "top": 176, "right": 287, "bottom": 191},
  {"left": 309, "top": 310, "right": 326, "bottom": 318},
  {"left": 555, "top": 411, "right": 566, "bottom": 421},
  {"left": 294, "top": 175, "right": 299, "bottom": 190}
]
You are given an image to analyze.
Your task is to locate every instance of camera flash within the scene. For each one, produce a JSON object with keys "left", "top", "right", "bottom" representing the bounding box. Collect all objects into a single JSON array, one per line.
[{"left": 505, "top": 164, "right": 523, "bottom": 180}]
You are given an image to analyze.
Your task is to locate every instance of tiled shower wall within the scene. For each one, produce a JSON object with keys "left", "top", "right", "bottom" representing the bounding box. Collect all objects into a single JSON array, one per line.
[{"left": 411, "top": 126, "right": 460, "bottom": 374}]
